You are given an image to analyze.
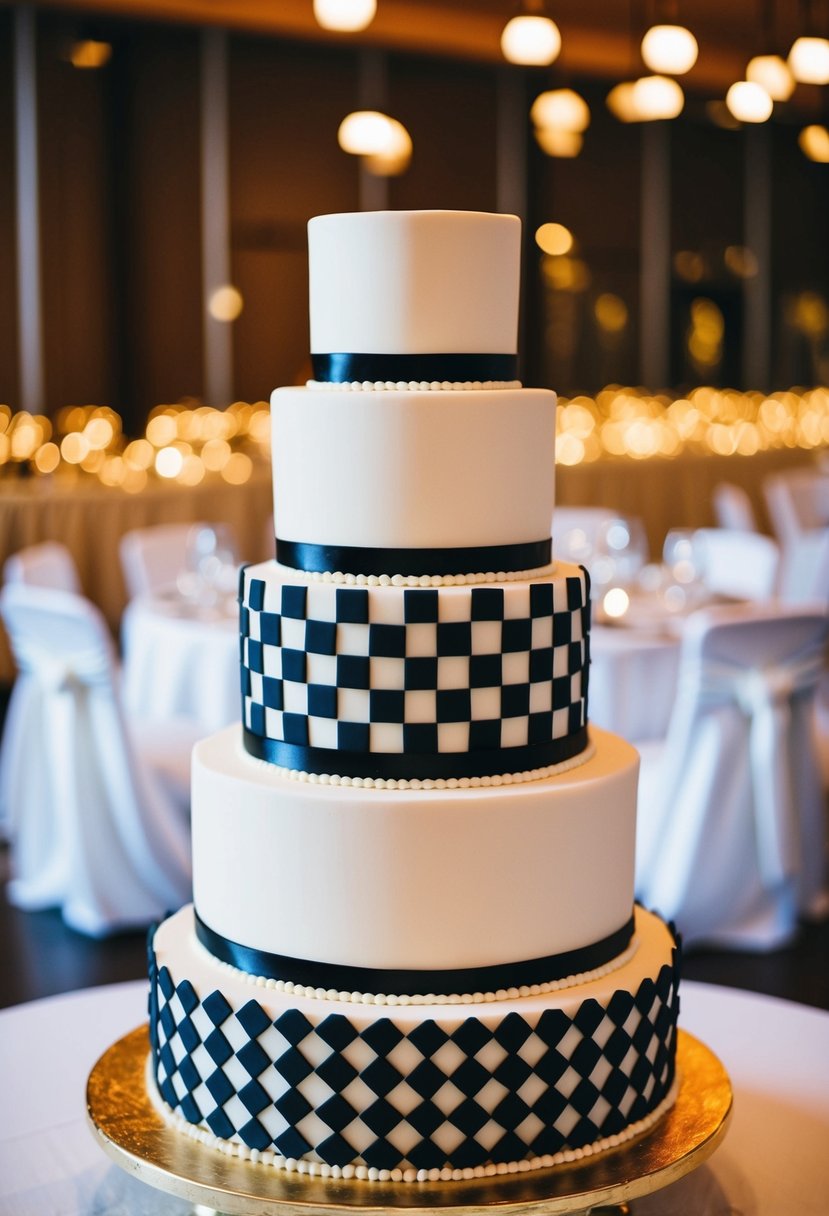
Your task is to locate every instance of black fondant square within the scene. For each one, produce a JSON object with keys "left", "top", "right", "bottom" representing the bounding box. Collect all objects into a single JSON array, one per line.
[
  {"left": 275, "top": 1126, "right": 312, "bottom": 1159},
  {"left": 370, "top": 689, "right": 405, "bottom": 723},
  {"left": 360, "top": 1020, "right": 404, "bottom": 1054},
  {"left": 407, "top": 1058, "right": 446, "bottom": 1100},
  {"left": 237, "top": 1039, "right": 270, "bottom": 1079},
  {"left": 471, "top": 587, "right": 504, "bottom": 620},
  {"left": 528, "top": 711, "right": 554, "bottom": 743},
  {"left": 437, "top": 621, "right": 472, "bottom": 656},
  {"left": 450, "top": 1056, "right": 490, "bottom": 1096},
  {"left": 275, "top": 1047, "right": 313, "bottom": 1086},
  {"left": 178, "top": 1054, "right": 200, "bottom": 1094},
  {"left": 492, "top": 1092, "right": 531, "bottom": 1132},
  {"left": 337, "top": 654, "right": 370, "bottom": 689},
  {"left": 530, "top": 582, "right": 554, "bottom": 617},
  {"left": 317, "top": 1014, "right": 359, "bottom": 1051},
  {"left": 407, "top": 1103, "right": 445, "bottom": 1139},
  {"left": 436, "top": 688, "right": 471, "bottom": 723},
  {"left": 179, "top": 1092, "right": 201, "bottom": 1124},
  {"left": 178, "top": 1015, "right": 200, "bottom": 1053},
  {"left": 203, "top": 990, "right": 233, "bottom": 1026},
  {"left": 204, "top": 1027, "right": 233, "bottom": 1066},
  {"left": 362, "top": 1097, "right": 403, "bottom": 1136},
  {"left": 529, "top": 647, "right": 554, "bottom": 683},
  {"left": 567, "top": 575, "right": 584, "bottom": 610},
  {"left": 501, "top": 683, "right": 530, "bottom": 718},
  {"left": 306, "top": 618, "right": 337, "bottom": 655},
  {"left": 404, "top": 588, "right": 439, "bottom": 623},
  {"left": 403, "top": 722, "right": 438, "bottom": 753},
  {"left": 338, "top": 721, "right": 370, "bottom": 751},
  {"left": 247, "top": 640, "right": 264, "bottom": 675},
  {"left": 553, "top": 611, "right": 573, "bottom": 646},
  {"left": 248, "top": 578, "right": 265, "bottom": 612},
  {"left": 502, "top": 617, "right": 532, "bottom": 653},
  {"left": 275, "top": 1088, "right": 313, "bottom": 1125},
  {"left": 207, "top": 1106, "right": 236, "bottom": 1141},
  {"left": 404, "top": 656, "right": 438, "bottom": 690},
  {"left": 362, "top": 1056, "right": 404, "bottom": 1098},
  {"left": 239, "top": 1116, "right": 272, "bottom": 1151},
  {"left": 469, "top": 718, "right": 501, "bottom": 750},
  {"left": 493, "top": 1012, "right": 533, "bottom": 1052},
  {"left": 569, "top": 640, "right": 584, "bottom": 674},
  {"left": 369, "top": 623, "right": 407, "bottom": 658},
  {"left": 248, "top": 702, "right": 265, "bottom": 736},
  {"left": 281, "top": 585, "right": 307, "bottom": 619},
  {"left": 408, "top": 1020, "right": 449, "bottom": 1056},
  {"left": 450, "top": 1018, "right": 491, "bottom": 1056},
  {"left": 205, "top": 1067, "right": 234, "bottom": 1107},
  {"left": 239, "top": 1077, "right": 271, "bottom": 1116},
  {"left": 317, "top": 1093, "right": 358, "bottom": 1133},
  {"left": 552, "top": 676, "right": 572, "bottom": 711},
  {"left": 318, "top": 1133, "right": 356, "bottom": 1168},
  {"left": 469, "top": 653, "right": 502, "bottom": 688},
  {"left": 240, "top": 606, "right": 251, "bottom": 637},
  {"left": 282, "top": 712, "right": 309, "bottom": 745},
  {"left": 448, "top": 1097, "right": 489, "bottom": 1136},
  {"left": 336, "top": 587, "right": 369, "bottom": 623},
  {"left": 240, "top": 666, "right": 252, "bottom": 697},
  {"left": 317, "top": 1053, "right": 358, "bottom": 1091},
  {"left": 260, "top": 612, "right": 281, "bottom": 645},
  {"left": 282, "top": 649, "right": 306, "bottom": 684},
  {"left": 308, "top": 683, "right": 337, "bottom": 719},
  {"left": 262, "top": 677, "right": 283, "bottom": 710},
  {"left": 362, "top": 1137, "right": 404, "bottom": 1171}
]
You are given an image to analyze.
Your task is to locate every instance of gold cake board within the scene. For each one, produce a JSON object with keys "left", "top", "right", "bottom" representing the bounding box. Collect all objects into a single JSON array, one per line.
[{"left": 86, "top": 1026, "right": 731, "bottom": 1216}]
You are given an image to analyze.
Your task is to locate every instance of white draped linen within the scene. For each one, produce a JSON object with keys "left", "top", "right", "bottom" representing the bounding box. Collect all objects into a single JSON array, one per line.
[
  {"left": 0, "top": 585, "right": 197, "bottom": 936},
  {"left": 636, "top": 603, "right": 829, "bottom": 950},
  {"left": 121, "top": 593, "right": 239, "bottom": 732}
]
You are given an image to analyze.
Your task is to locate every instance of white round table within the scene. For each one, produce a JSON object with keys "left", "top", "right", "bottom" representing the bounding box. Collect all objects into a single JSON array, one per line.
[
  {"left": 121, "top": 591, "right": 239, "bottom": 734},
  {"left": 0, "top": 979, "right": 827, "bottom": 1214},
  {"left": 589, "top": 624, "right": 681, "bottom": 742}
]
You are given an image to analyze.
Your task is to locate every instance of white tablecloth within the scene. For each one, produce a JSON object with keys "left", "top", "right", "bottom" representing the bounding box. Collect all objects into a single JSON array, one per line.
[
  {"left": 589, "top": 623, "right": 681, "bottom": 742},
  {"left": 121, "top": 592, "right": 239, "bottom": 734},
  {"left": 0, "top": 979, "right": 827, "bottom": 1213}
]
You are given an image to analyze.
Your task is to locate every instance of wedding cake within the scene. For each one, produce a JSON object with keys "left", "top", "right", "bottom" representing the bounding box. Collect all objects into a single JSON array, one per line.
[{"left": 147, "top": 209, "right": 680, "bottom": 1184}]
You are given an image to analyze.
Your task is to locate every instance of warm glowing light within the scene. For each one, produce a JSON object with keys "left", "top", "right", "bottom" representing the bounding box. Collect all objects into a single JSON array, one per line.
[
  {"left": 500, "top": 14, "right": 561, "bottom": 66},
  {"left": 641, "top": 24, "right": 698, "bottom": 75},
  {"left": 363, "top": 123, "right": 413, "bottom": 176},
  {"left": 602, "top": 587, "right": 631, "bottom": 619},
  {"left": 724, "top": 246, "right": 759, "bottom": 278},
  {"left": 338, "top": 111, "right": 411, "bottom": 160},
  {"left": 69, "top": 39, "right": 112, "bottom": 69},
  {"left": 674, "top": 250, "right": 705, "bottom": 282},
  {"left": 535, "top": 127, "right": 583, "bottom": 157},
  {"left": 84, "top": 416, "right": 114, "bottom": 448},
  {"left": 154, "top": 446, "right": 184, "bottom": 479},
  {"left": 208, "top": 285, "right": 244, "bottom": 322},
  {"left": 34, "top": 442, "right": 60, "bottom": 474},
  {"left": 221, "top": 452, "right": 253, "bottom": 485},
  {"left": 799, "top": 124, "right": 829, "bottom": 162},
  {"left": 594, "top": 293, "right": 629, "bottom": 333},
  {"left": 536, "top": 222, "right": 573, "bottom": 256},
  {"left": 531, "top": 89, "right": 590, "bottom": 132},
  {"left": 606, "top": 82, "right": 639, "bottom": 122},
  {"left": 146, "top": 414, "right": 178, "bottom": 447},
  {"left": 726, "top": 80, "right": 774, "bottom": 123},
  {"left": 789, "top": 36, "right": 829, "bottom": 85},
  {"left": 631, "top": 75, "right": 685, "bottom": 120},
  {"left": 201, "top": 438, "right": 232, "bottom": 471},
  {"left": 313, "top": 0, "right": 376, "bottom": 32},
  {"left": 746, "top": 54, "right": 795, "bottom": 100},
  {"left": 60, "top": 433, "right": 90, "bottom": 464}
]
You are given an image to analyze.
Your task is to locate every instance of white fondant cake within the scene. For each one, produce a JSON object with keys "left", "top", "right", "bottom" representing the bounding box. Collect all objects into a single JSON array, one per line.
[{"left": 147, "top": 209, "right": 680, "bottom": 1181}]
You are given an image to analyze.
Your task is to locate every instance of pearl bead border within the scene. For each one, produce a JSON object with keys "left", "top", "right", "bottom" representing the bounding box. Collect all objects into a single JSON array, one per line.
[
  {"left": 306, "top": 380, "right": 522, "bottom": 392},
  {"left": 146, "top": 1057, "right": 679, "bottom": 1184},
  {"left": 244, "top": 737, "right": 595, "bottom": 793},
  {"left": 272, "top": 563, "right": 557, "bottom": 587},
  {"left": 195, "top": 925, "right": 638, "bottom": 1006}
]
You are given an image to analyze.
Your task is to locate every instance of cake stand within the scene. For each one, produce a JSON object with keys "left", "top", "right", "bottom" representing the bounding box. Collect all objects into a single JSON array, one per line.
[{"left": 86, "top": 1026, "right": 731, "bottom": 1216}]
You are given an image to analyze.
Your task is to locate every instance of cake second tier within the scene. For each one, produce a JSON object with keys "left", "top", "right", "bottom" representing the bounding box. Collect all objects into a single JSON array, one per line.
[{"left": 240, "top": 560, "right": 590, "bottom": 782}]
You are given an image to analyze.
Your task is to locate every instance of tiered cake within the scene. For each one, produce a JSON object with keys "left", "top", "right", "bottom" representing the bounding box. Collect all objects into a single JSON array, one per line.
[{"left": 148, "top": 210, "right": 680, "bottom": 1184}]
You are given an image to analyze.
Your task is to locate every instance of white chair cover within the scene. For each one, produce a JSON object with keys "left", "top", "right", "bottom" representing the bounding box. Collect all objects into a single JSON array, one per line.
[
  {"left": 119, "top": 523, "right": 204, "bottom": 599},
  {"left": 692, "top": 527, "right": 780, "bottom": 602},
  {"left": 3, "top": 541, "right": 81, "bottom": 593},
  {"left": 776, "top": 527, "right": 829, "bottom": 607},
  {"left": 0, "top": 584, "right": 193, "bottom": 936},
  {"left": 764, "top": 468, "right": 829, "bottom": 546},
  {"left": 712, "top": 482, "right": 757, "bottom": 532},
  {"left": 636, "top": 603, "right": 829, "bottom": 950}
]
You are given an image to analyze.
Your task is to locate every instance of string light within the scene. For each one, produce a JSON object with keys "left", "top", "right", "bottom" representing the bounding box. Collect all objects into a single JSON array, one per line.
[
  {"left": 746, "top": 54, "right": 795, "bottom": 100},
  {"left": 631, "top": 75, "right": 685, "bottom": 120},
  {"left": 313, "top": 0, "right": 376, "bottom": 33},
  {"left": 501, "top": 2, "right": 561, "bottom": 66},
  {"left": 726, "top": 80, "right": 774, "bottom": 122},
  {"left": 799, "top": 124, "right": 829, "bottom": 161},
  {"left": 789, "top": 35, "right": 829, "bottom": 84},
  {"left": 531, "top": 89, "right": 590, "bottom": 132},
  {"left": 641, "top": 24, "right": 699, "bottom": 75}
]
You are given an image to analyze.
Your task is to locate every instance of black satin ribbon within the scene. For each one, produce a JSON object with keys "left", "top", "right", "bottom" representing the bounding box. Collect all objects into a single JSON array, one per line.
[
  {"left": 194, "top": 909, "right": 636, "bottom": 996},
  {"left": 242, "top": 724, "right": 588, "bottom": 780},
  {"left": 275, "top": 537, "right": 552, "bottom": 577},
  {"left": 311, "top": 352, "right": 518, "bottom": 384}
]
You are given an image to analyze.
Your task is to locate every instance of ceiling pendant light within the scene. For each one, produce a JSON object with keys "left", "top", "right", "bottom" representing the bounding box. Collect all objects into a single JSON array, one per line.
[
  {"left": 789, "top": 34, "right": 829, "bottom": 83},
  {"left": 631, "top": 74, "right": 685, "bottom": 120},
  {"left": 501, "top": 1, "right": 561, "bottom": 66},
  {"left": 641, "top": 23, "right": 698, "bottom": 75},
  {"left": 313, "top": 0, "right": 377, "bottom": 33},
  {"left": 530, "top": 88, "right": 590, "bottom": 133},
  {"left": 746, "top": 53, "right": 795, "bottom": 100},
  {"left": 725, "top": 79, "right": 774, "bottom": 122},
  {"left": 799, "top": 123, "right": 829, "bottom": 160}
]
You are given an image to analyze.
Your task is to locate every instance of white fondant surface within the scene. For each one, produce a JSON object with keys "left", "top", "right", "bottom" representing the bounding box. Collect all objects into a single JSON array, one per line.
[
  {"left": 308, "top": 211, "right": 521, "bottom": 356},
  {"left": 191, "top": 725, "right": 639, "bottom": 972},
  {"left": 271, "top": 387, "right": 556, "bottom": 553}
]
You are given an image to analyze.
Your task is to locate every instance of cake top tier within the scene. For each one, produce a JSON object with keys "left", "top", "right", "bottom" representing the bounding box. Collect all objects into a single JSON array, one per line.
[{"left": 308, "top": 210, "right": 521, "bottom": 383}]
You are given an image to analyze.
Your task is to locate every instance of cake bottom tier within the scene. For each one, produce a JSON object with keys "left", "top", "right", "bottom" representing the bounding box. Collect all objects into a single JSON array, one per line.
[{"left": 148, "top": 906, "right": 680, "bottom": 1182}]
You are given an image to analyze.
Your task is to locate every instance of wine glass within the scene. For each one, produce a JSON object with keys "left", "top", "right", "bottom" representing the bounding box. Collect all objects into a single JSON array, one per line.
[{"left": 179, "top": 524, "right": 238, "bottom": 615}]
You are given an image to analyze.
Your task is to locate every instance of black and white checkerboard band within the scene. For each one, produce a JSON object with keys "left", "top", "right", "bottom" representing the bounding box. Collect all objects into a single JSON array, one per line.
[
  {"left": 149, "top": 931, "right": 679, "bottom": 1173},
  {"left": 239, "top": 568, "right": 591, "bottom": 780}
]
